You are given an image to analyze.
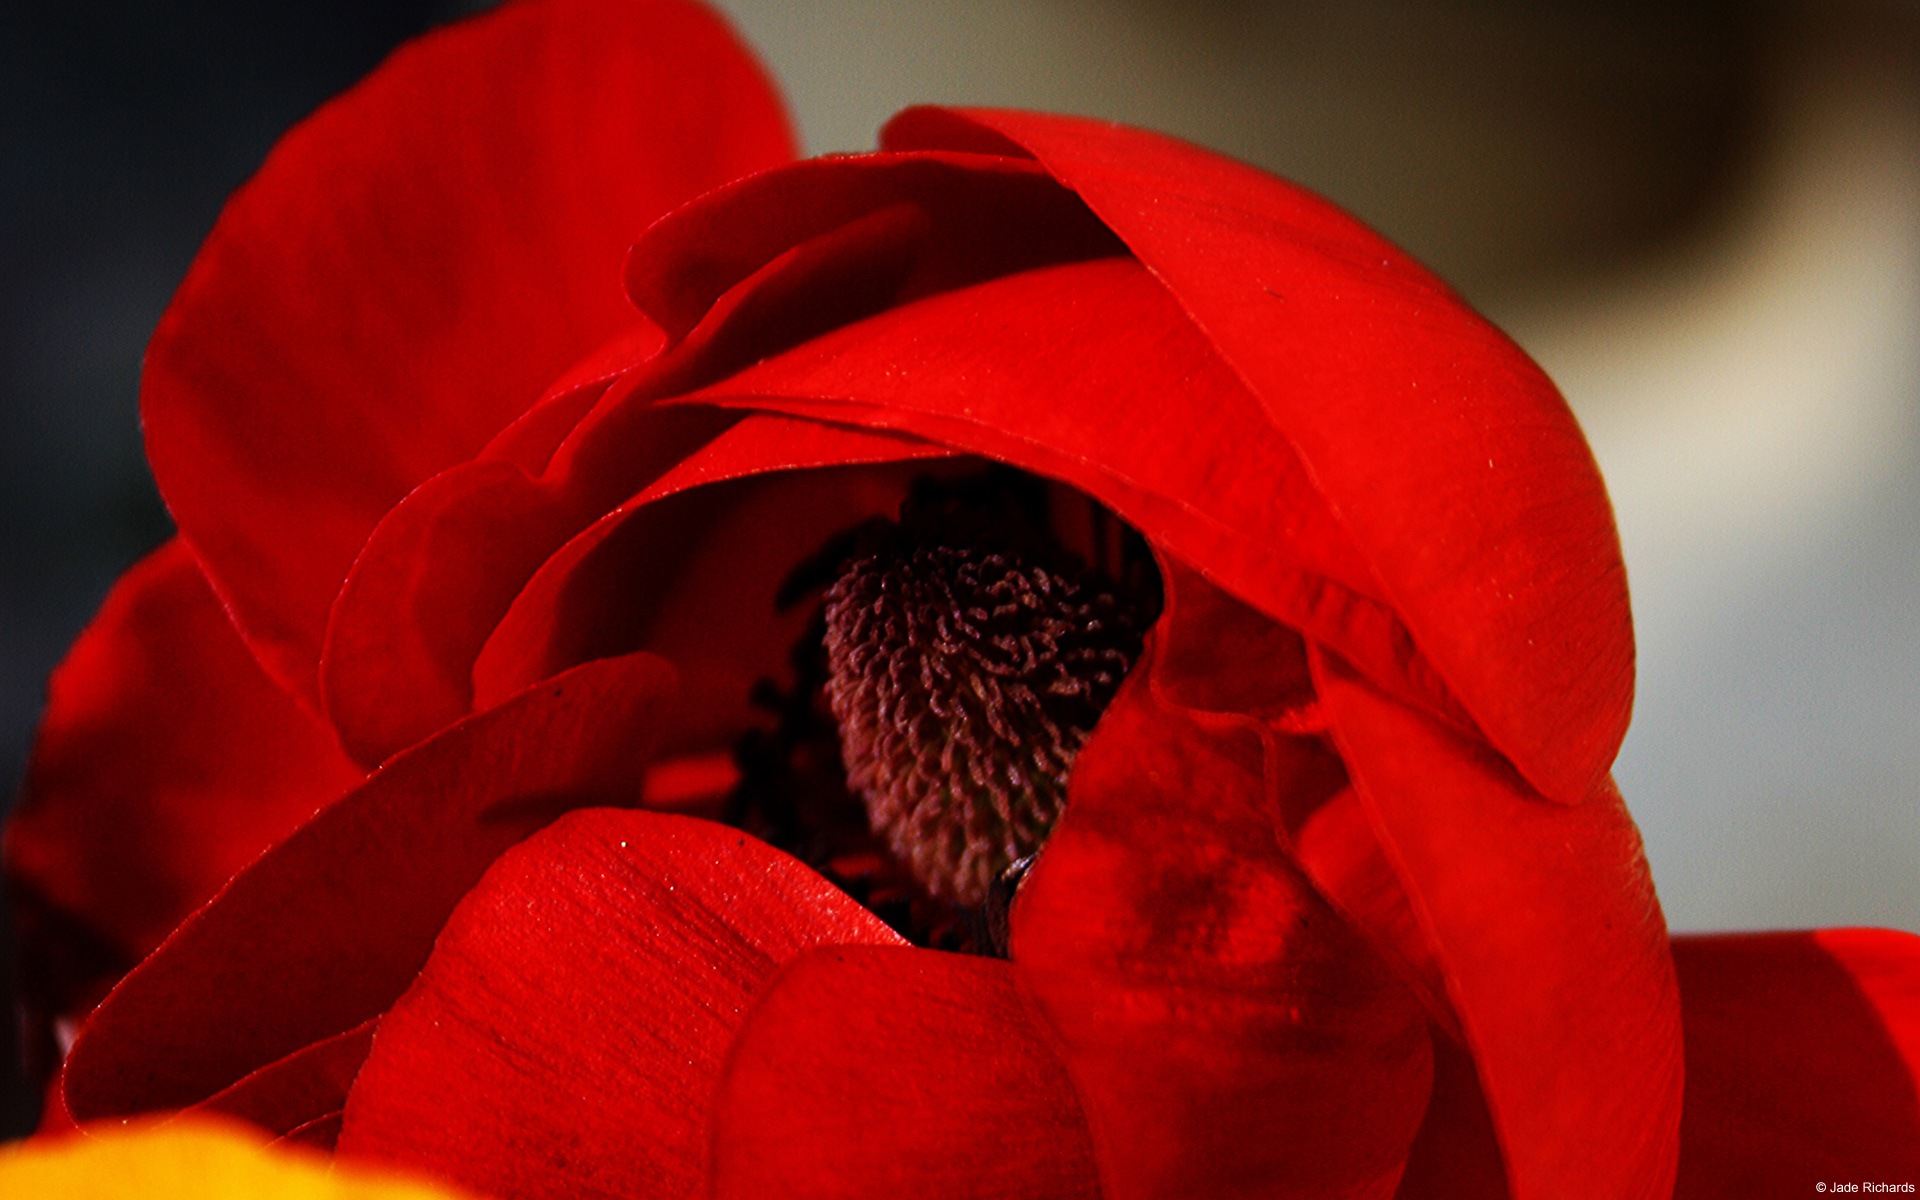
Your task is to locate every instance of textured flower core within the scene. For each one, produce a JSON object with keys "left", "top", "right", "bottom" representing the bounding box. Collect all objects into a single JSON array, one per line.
[{"left": 821, "top": 504, "right": 1151, "bottom": 904}]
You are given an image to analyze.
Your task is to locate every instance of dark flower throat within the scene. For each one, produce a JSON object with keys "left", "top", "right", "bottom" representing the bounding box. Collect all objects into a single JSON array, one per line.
[{"left": 726, "top": 472, "right": 1159, "bottom": 952}]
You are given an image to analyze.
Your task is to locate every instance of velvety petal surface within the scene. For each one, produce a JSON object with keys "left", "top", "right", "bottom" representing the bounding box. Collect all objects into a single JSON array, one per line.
[
  {"left": 711, "top": 946, "right": 1104, "bottom": 1200},
  {"left": 884, "top": 107, "right": 1631, "bottom": 806},
  {"left": 59, "top": 652, "right": 678, "bottom": 1121},
  {"left": 1313, "top": 653, "right": 1682, "bottom": 1200},
  {"left": 1007, "top": 568, "right": 1435, "bottom": 1200},
  {"left": 5, "top": 540, "right": 359, "bottom": 1070},
  {"left": 190, "top": 1019, "right": 379, "bottom": 1145},
  {"left": 144, "top": 0, "right": 794, "bottom": 706},
  {"left": 337, "top": 810, "right": 902, "bottom": 1200},
  {"left": 1673, "top": 928, "right": 1920, "bottom": 1196}
]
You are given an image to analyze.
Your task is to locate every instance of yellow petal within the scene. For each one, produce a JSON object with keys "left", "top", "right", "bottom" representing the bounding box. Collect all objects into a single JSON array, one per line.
[{"left": 0, "top": 1117, "right": 473, "bottom": 1199}]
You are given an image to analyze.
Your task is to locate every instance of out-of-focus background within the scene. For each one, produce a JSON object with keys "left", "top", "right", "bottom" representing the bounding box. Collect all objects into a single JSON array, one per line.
[{"left": 2, "top": 0, "right": 1915, "bottom": 1133}]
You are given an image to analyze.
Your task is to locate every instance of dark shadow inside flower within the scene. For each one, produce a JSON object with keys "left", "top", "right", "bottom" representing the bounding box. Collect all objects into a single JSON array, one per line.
[
  {"left": 475, "top": 423, "right": 1180, "bottom": 955},
  {"left": 723, "top": 465, "right": 1164, "bottom": 951}
]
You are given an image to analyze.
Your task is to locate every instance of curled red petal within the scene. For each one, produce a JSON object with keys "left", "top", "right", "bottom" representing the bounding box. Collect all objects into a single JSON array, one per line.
[
  {"left": 622, "top": 150, "right": 1125, "bottom": 343},
  {"left": 1392, "top": 1034, "right": 1511, "bottom": 1200},
  {"left": 189, "top": 1019, "right": 378, "bottom": 1143},
  {"left": 884, "top": 106, "right": 1631, "bottom": 805},
  {"left": 337, "top": 810, "right": 902, "bottom": 1200},
  {"left": 321, "top": 148, "right": 1125, "bottom": 763},
  {"left": 472, "top": 429, "right": 950, "bottom": 726},
  {"left": 1673, "top": 928, "right": 1920, "bottom": 1196},
  {"left": 275, "top": 1113, "right": 346, "bottom": 1152},
  {"left": 675, "top": 255, "right": 1462, "bottom": 728},
  {"left": 320, "top": 403, "right": 735, "bottom": 766},
  {"left": 712, "top": 945, "right": 1103, "bottom": 1200},
  {"left": 1313, "top": 651, "right": 1682, "bottom": 1200},
  {"left": 1145, "top": 563, "right": 1461, "bottom": 1038},
  {"left": 145, "top": 0, "right": 794, "bottom": 707},
  {"left": 58, "top": 652, "right": 678, "bottom": 1121},
  {"left": 1009, "top": 568, "right": 1434, "bottom": 1199},
  {"left": 4, "top": 540, "right": 359, "bottom": 1067},
  {"left": 327, "top": 402, "right": 943, "bottom": 770},
  {"left": 1294, "top": 789, "right": 1461, "bottom": 1041}
]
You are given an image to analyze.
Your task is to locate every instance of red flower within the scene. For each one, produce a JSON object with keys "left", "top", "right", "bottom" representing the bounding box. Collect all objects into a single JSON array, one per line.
[{"left": 7, "top": 0, "right": 1917, "bottom": 1196}]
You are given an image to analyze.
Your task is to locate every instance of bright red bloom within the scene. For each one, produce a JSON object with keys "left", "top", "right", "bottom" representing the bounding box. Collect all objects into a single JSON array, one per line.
[{"left": 7, "top": 0, "right": 1917, "bottom": 1197}]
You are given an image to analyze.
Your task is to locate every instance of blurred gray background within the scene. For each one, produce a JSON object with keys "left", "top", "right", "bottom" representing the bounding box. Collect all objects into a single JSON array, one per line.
[{"left": 3, "top": 0, "right": 1915, "bottom": 1133}]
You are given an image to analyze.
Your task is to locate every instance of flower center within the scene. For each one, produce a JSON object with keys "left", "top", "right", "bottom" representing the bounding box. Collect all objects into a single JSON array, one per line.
[
  {"left": 821, "top": 503, "right": 1151, "bottom": 906},
  {"left": 723, "top": 470, "right": 1159, "bottom": 952}
]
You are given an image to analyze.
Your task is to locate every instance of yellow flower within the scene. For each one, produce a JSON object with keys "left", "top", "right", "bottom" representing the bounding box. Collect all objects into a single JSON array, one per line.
[{"left": 0, "top": 1118, "right": 470, "bottom": 1199}]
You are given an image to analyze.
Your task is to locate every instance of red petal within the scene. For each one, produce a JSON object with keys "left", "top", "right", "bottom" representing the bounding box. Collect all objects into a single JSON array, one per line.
[
  {"left": 337, "top": 813, "right": 902, "bottom": 1197},
  {"left": 711, "top": 946, "right": 1103, "bottom": 1200},
  {"left": 190, "top": 1019, "right": 378, "bottom": 1141},
  {"left": 4, "top": 541, "right": 359, "bottom": 1056},
  {"left": 1673, "top": 929, "right": 1920, "bottom": 1196},
  {"left": 622, "top": 149, "right": 1467, "bottom": 731},
  {"left": 1392, "top": 1035, "right": 1510, "bottom": 1200},
  {"left": 1294, "top": 789, "right": 1460, "bottom": 1041},
  {"left": 1313, "top": 651, "right": 1682, "bottom": 1200},
  {"left": 145, "top": 0, "right": 794, "bottom": 707},
  {"left": 885, "top": 107, "right": 1631, "bottom": 805},
  {"left": 321, "top": 148, "right": 1119, "bottom": 764},
  {"left": 319, "top": 403, "right": 736, "bottom": 765},
  {"left": 1395, "top": 929, "right": 1920, "bottom": 1199},
  {"left": 675, "top": 255, "right": 1464, "bottom": 728},
  {"left": 621, "top": 151, "right": 1122, "bottom": 342},
  {"left": 1009, "top": 584, "right": 1434, "bottom": 1199},
  {"left": 337, "top": 810, "right": 901, "bottom": 1200},
  {"left": 472, "top": 420, "right": 950, "bottom": 716},
  {"left": 325, "top": 402, "right": 943, "bottom": 767},
  {"left": 1146, "top": 563, "right": 1460, "bottom": 1038},
  {"left": 58, "top": 651, "right": 678, "bottom": 1121}
]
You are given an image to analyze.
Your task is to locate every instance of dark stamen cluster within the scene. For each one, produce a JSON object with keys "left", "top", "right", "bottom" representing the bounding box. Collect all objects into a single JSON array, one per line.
[{"left": 822, "top": 527, "right": 1149, "bottom": 904}]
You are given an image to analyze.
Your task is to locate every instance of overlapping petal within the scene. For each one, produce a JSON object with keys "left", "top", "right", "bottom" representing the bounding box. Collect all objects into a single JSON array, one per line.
[
  {"left": 327, "top": 552, "right": 1442, "bottom": 1200},
  {"left": 190, "top": 1020, "right": 379, "bottom": 1148},
  {"left": 1007, "top": 568, "right": 1434, "bottom": 1199},
  {"left": 4, "top": 540, "right": 359, "bottom": 1073},
  {"left": 1393, "top": 929, "right": 1920, "bottom": 1199},
  {"left": 318, "top": 150, "right": 1122, "bottom": 765},
  {"left": 671, "top": 256, "right": 1448, "bottom": 724},
  {"left": 1314, "top": 653, "right": 1681, "bottom": 1200},
  {"left": 337, "top": 810, "right": 903, "bottom": 1199},
  {"left": 881, "top": 106, "right": 1632, "bottom": 808},
  {"left": 142, "top": 0, "right": 794, "bottom": 708},
  {"left": 711, "top": 947, "right": 1103, "bottom": 1200},
  {"left": 1672, "top": 929, "right": 1920, "bottom": 1195},
  {"left": 59, "top": 652, "right": 677, "bottom": 1121}
]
